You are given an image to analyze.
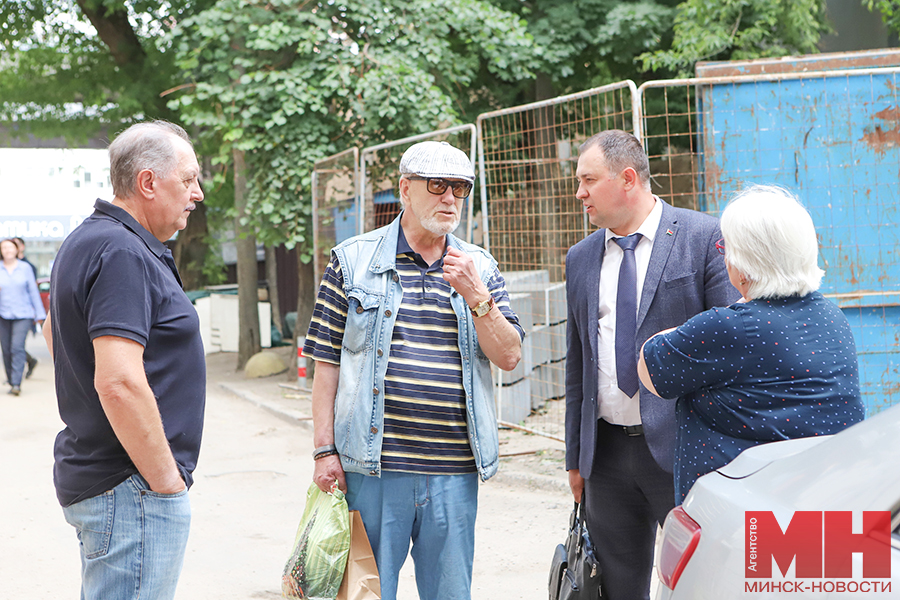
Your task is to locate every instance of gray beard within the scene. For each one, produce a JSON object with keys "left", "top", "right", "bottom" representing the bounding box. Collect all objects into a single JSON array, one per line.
[{"left": 420, "top": 214, "right": 460, "bottom": 236}]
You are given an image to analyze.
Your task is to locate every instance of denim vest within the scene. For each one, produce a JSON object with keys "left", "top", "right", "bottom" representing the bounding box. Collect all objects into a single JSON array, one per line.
[{"left": 331, "top": 215, "right": 500, "bottom": 481}]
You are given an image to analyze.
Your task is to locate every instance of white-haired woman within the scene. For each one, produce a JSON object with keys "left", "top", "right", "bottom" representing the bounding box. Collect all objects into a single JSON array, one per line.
[{"left": 638, "top": 185, "right": 864, "bottom": 504}]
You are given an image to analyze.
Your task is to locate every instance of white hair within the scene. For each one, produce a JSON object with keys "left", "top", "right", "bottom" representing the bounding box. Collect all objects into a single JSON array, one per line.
[{"left": 720, "top": 184, "right": 824, "bottom": 299}]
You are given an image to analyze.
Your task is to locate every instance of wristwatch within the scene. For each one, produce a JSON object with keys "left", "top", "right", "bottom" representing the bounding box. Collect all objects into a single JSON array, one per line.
[{"left": 471, "top": 296, "right": 495, "bottom": 318}]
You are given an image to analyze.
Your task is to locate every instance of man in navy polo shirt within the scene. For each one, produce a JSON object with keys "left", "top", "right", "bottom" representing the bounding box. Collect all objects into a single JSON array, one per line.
[
  {"left": 44, "top": 120, "right": 205, "bottom": 600},
  {"left": 304, "top": 141, "right": 523, "bottom": 600}
]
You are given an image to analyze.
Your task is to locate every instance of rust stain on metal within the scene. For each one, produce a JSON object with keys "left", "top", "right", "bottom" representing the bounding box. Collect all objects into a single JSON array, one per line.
[
  {"left": 884, "top": 382, "right": 900, "bottom": 397},
  {"left": 859, "top": 125, "right": 900, "bottom": 155},
  {"left": 874, "top": 106, "right": 900, "bottom": 122},
  {"left": 695, "top": 49, "right": 900, "bottom": 78}
]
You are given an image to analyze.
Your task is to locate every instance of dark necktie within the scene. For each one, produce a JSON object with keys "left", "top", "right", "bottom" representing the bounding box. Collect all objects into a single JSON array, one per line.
[{"left": 614, "top": 234, "right": 641, "bottom": 397}]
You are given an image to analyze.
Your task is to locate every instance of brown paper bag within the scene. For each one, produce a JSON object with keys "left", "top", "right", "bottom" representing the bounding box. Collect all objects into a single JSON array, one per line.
[{"left": 337, "top": 510, "right": 381, "bottom": 600}]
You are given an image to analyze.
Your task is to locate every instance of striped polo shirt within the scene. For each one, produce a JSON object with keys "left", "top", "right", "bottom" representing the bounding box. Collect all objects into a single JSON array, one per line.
[{"left": 304, "top": 226, "right": 522, "bottom": 475}]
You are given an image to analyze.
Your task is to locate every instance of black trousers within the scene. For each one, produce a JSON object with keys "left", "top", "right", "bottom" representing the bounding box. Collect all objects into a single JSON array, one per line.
[{"left": 582, "top": 419, "right": 675, "bottom": 600}]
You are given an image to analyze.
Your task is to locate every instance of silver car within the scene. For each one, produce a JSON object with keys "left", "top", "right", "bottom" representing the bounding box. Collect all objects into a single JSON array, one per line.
[{"left": 654, "top": 403, "right": 900, "bottom": 599}]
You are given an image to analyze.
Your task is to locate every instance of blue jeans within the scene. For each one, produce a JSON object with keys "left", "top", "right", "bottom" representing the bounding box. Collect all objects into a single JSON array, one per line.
[
  {"left": 345, "top": 471, "right": 478, "bottom": 600},
  {"left": 62, "top": 474, "right": 191, "bottom": 600},
  {"left": 0, "top": 317, "right": 31, "bottom": 386}
]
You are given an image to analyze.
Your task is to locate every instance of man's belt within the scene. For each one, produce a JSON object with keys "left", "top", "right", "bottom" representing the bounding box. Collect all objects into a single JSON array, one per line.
[{"left": 619, "top": 424, "right": 643, "bottom": 436}]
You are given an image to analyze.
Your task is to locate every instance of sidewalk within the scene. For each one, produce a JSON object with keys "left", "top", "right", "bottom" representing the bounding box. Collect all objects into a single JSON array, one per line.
[
  {"left": 2, "top": 337, "right": 654, "bottom": 599},
  {"left": 209, "top": 346, "right": 570, "bottom": 494},
  {"left": 2, "top": 336, "right": 571, "bottom": 599},
  {"left": 207, "top": 346, "right": 578, "bottom": 599}
]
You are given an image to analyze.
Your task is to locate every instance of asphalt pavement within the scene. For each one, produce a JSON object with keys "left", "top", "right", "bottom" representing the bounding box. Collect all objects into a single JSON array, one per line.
[{"left": 1, "top": 338, "right": 576, "bottom": 599}]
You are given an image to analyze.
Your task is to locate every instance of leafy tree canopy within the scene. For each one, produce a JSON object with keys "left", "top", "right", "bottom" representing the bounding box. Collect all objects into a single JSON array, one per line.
[
  {"left": 168, "top": 0, "right": 539, "bottom": 251},
  {"left": 2, "top": 0, "right": 838, "bottom": 257},
  {"left": 491, "top": 0, "right": 680, "bottom": 92},
  {"left": 867, "top": 0, "right": 900, "bottom": 35},
  {"left": 0, "top": 0, "right": 219, "bottom": 140},
  {"left": 640, "top": 0, "right": 831, "bottom": 76}
]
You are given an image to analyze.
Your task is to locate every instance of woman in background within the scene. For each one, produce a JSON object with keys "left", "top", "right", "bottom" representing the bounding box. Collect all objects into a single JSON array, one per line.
[
  {"left": 0, "top": 238, "right": 46, "bottom": 395},
  {"left": 639, "top": 185, "right": 864, "bottom": 504}
]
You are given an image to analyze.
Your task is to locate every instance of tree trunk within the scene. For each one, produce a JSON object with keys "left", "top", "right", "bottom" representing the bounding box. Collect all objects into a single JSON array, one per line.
[
  {"left": 294, "top": 257, "right": 318, "bottom": 383},
  {"left": 265, "top": 245, "right": 283, "bottom": 337},
  {"left": 234, "top": 148, "right": 260, "bottom": 369},
  {"left": 172, "top": 201, "right": 209, "bottom": 291}
]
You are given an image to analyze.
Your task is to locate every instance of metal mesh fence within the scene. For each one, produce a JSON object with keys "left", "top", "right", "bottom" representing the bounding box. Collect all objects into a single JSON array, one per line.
[
  {"left": 477, "top": 81, "right": 639, "bottom": 439},
  {"left": 360, "top": 125, "right": 477, "bottom": 243},
  {"left": 308, "top": 60, "right": 900, "bottom": 443},
  {"left": 311, "top": 148, "right": 359, "bottom": 280},
  {"left": 638, "top": 82, "right": 706, "bottom": 211},
  {"left": 640, "top": 67, "right": 900, "bottom": 416}
]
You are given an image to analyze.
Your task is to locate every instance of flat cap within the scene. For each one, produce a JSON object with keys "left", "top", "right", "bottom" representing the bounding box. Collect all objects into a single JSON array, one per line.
[{"left": 399, "top": 141, "right": 475, "bottom": 184}]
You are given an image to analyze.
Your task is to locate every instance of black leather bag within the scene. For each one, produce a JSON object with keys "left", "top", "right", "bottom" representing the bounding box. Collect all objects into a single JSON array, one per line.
[{"left": 549, "top": 500, "right": 603, "bottom": 600}]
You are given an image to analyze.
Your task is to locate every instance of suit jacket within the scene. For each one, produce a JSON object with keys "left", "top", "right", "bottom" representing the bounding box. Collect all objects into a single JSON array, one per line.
[{"left": 565, "top": 201, "right": 741, "bottom": 478}]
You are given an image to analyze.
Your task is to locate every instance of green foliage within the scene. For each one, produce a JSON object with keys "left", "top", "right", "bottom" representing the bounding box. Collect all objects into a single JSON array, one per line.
[
  {"left": 490, "top": 0, "right": 679, "bottom": 92},
  {"left": 0, "top": 0, "right": 210, "bottom": 141},
  {"left": 866, "top": 0, "right": 900, "bottom": 34},
  {"left": 169, "top": 0, "right": 539, "bottom": 255},
  {"left": 2, "top": 0, "right": 836, "bottom": 264},
  {"left": 640, "top": 0, "right": 831, "bottom": 77}
]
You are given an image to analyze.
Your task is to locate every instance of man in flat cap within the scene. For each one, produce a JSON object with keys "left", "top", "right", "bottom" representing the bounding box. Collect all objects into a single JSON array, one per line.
[{"left": 304, "top": 140, "right": 523, "bottom": 600}]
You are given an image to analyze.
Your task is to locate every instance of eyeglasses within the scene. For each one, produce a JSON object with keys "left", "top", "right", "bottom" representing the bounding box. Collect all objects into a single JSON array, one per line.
[
  {"left": 715, "top": 238, "right": 725, "bottom": 255},
  {"left": 408, "top": 176, "right": 472, "bottom": 199}
]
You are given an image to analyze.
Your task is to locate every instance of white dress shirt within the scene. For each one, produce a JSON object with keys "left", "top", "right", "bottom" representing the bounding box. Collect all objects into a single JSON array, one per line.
[{"left": 597, "top": 197, "right": 663, "bottom": 426}]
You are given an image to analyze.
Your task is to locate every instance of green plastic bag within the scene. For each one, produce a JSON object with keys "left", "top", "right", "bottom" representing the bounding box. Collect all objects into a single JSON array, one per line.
[{"left": 282, "top": 483, "right": 351, "bottom": 599}]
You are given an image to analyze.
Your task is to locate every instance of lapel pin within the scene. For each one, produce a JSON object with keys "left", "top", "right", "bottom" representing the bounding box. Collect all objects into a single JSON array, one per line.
[{"left": 666, "top": 229, "right": 674, "bottom": 236}]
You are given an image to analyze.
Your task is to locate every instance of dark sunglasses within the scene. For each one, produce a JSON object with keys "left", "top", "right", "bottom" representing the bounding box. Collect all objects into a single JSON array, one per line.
[
  {"left": 715, "top": 238, "right": 725, "bottom": 255},
  {"left": 408, "top": 176, "right": 472, "bottom": 199}
]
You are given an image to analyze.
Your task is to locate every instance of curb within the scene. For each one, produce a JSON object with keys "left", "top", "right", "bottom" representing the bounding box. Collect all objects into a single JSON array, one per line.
[{"left": 218, "top": 381, "right": 313, "bottom": 431}]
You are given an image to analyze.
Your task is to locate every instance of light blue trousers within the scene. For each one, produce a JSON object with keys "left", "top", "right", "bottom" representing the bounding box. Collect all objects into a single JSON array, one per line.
[
  {"left": 345, "top": 471, "right": 478, "bottom": 600},
  {"left": 62, "top": 474, "right": 191, "bottom": 600}
]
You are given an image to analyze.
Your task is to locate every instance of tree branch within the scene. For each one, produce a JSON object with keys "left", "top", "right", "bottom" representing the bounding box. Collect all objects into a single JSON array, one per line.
[{"left": 75, "top": 0, "right": 147, "bottom": 68}]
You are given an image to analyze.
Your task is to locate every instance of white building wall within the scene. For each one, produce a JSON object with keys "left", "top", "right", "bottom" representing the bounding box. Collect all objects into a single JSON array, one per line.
[{"left": 0, "top": 148, "right": 111, "bottom": 275}]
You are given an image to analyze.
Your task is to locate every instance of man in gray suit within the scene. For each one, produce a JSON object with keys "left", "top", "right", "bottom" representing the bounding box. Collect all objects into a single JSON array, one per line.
[{"left": 565, "top": 130, "right": 739, "bottom": 599}]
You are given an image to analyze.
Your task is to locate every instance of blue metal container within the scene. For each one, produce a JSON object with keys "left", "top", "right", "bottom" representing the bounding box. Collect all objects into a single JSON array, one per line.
[{"left": 698, "top": 51, "right": 900, "bottom": 415}]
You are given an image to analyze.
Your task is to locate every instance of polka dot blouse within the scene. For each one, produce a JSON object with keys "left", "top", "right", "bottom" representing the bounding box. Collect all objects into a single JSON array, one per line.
[{"left": 642, "top": 291, "right": 865, "bottom": 504}]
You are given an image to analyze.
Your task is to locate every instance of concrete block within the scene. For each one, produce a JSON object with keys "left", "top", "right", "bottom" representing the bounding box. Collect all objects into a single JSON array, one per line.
[
  {"left": 495, "top": 377, "right": 532, "bottom": 424},
  {"left": 549, "top": 322, "right": 567, "bottom": 363},
  {"left": 530, "top": 322, "right": 567, "bottom": 366},
  {"left": 507, "top": 293, "right": 534, "bottom": 334},
  {"left": 501, "top": 270, "right": 550, "bottom": 289},
  {"left": 531, "top": 361, "right": 566, "bottom": 408},
  {"left": 530, "top": 325, "right": 551, "bottom": 366},
  {"left": 505, "top": 282, "right": 567, "bottom": 326}
]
